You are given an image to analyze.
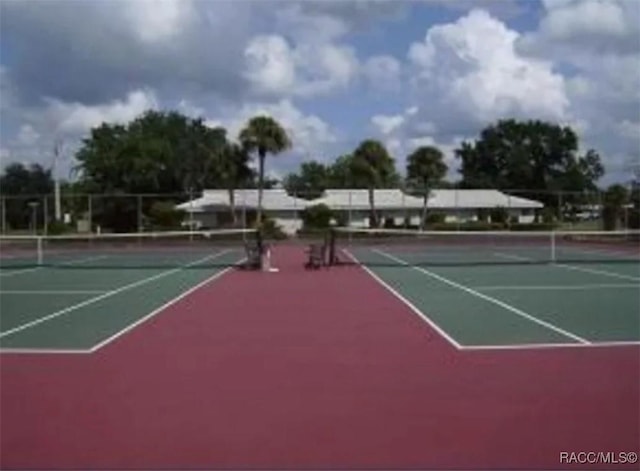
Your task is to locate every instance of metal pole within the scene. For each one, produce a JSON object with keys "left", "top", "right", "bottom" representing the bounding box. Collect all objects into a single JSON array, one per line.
[
  {"left": 1, "top": 197, "right": 5, "bottom": 234},
  {"left": 43, "top": 195, "right": 48, "bottom": 235},
  {"left": 137, "top": 195, "right": 142, "bottom": 233},
  {"left": 88, "top": 195, "right": 93, "bottom": 233}
]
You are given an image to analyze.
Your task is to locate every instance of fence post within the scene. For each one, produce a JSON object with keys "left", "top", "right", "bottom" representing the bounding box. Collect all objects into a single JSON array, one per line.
[
  {"left": 1, "top": 196, "right": 5, "bottom": 234},
  {"left": 455, "top": 187, "right": 460, "bottom": 231},
  {"left": 137, "top": 195, "right": 143, "bottom": 233},
  {"left": 88, "top": 195, "right": 93, "bottom": 233},
  {"left": 43, "top": 195, "right": 48, "bottom": 235}
]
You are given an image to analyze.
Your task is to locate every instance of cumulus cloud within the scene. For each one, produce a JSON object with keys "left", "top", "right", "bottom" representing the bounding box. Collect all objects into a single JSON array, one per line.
[
  {"left": 42, "top": 89, "right": 159, "bottom": 135},
  {"left": 243, "top": 34, "right": 358, "bottom": 98},
  {"left": 363, "top": 55, "right": 402, "bottom": 89},
  {"left": 408, "top": 9, "right": 569, "bottom": 123}
]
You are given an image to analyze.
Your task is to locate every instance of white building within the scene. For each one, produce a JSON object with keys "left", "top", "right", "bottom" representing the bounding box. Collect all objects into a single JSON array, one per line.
[
  {"left": 176, "top": 189, "right": 311, "bottom": 234},
  {"left": 177, "top": 188, "right": 543, "bottom": 234}
]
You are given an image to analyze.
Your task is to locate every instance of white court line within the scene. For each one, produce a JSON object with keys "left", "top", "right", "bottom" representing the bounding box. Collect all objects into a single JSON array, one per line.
[
  {"left": 374, "top": 249, "right": 590, "bottom": 345},
  {"left": 343, "top": 249, "right": 462, "bottom": 350},
  {"left": 555, "top": 263, "right": 640, "bottom": 282},
  {"left": 494, "top": 252, "right": 640, "bottom": 282},
  {"left": 474, "top": 283, "right": 639, "bottom": 291},
  {"left": 460, "top": 340, "right": 640, "bottom": 351},
  {"left": 0, "top": 290, "right": 106, "bottom": 295},
  {"left": 0, "top": 251, "right": 230, "bottom": 339},
  {"left": 0, "top": 255, "right": 109, "bottom": 278},
  {"left": 89, "top": 262, "right": 241, "bottom": 352},
  {"left": 0, "top": 347, "right": 92, "bottom": 354}
]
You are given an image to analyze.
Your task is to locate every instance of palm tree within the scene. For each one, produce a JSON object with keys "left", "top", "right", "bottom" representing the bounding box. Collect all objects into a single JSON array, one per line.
[
  {"left": 239, "top": 116, "right": 291, "bottom": 225},
  {"left": 406, "top": 146, "right": 447, "bottom": 229},
  {"left": 352, "top": 140, "right": 396, "bottom": 228},
  {"left": 216, "top": 141, "right": 253, "bottom": 226}
]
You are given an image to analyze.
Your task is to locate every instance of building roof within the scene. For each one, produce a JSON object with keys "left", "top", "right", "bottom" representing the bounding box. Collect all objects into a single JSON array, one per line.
[
  {"left": 314, "top": 189, "right": 543, "bottom": 210},
  {"left": 177, "top": 188, "right": 543, "bottom": 212},
  {"left": 313, "top": 189, "right": 424, "bottom": 209},
  {"left": 176, "top": 189, "right": 311, "bottom": 212}
]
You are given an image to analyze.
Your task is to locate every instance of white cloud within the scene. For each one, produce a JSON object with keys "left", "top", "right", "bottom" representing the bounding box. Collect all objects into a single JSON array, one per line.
[
  {"left": 371, "top": 114, "right": 405, "bottom": 135},
  {"left": 244, "top": 35, "right": 297, "bottom": 97},
  {"left": 124, "top": 0, "right": 194, "bottom": 44},
  {"left": 519, "top": 0, "right": 639, "bottom": 57},
  {"left": 409, "top": 9, "right": 569, "bottom": 123},
  {"left": 243, "top": 33, "right": 358, "bottom": 98},
  {"left": 44, "top": 89, "right": 159, "bottom": 134},
  {"left": 17, "top": 124, "right": 40, "bottom": 146},
  {"left": 363, "top": 55, "right": 402, "bottom": 89}
]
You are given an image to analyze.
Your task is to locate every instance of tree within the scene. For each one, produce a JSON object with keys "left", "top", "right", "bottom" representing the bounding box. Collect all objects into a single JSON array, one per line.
[
  {"left": 602, "top": 184, "right": 629, "bottom": 230},
  {"left": 0, "top": 163, "right": 54, "bottom": 230},
  {"left": 283, "top": 161, "right": 329, "bottom": 199},
  {"left": 213, "top": 138, "right": 254, "bottom": 226},
  {"left": 352, "top": 139, "right": 397, "bottom": 227},
  {"left": 406, "top": 146, "right": 447, "bottom": 229},
  {"left": 239, "top": 116, "right": 291, "bottom": 225},
  {"left": 74, "top": 110, "right": 230, "bottom": 231},
  {"left": 456, "top": 119, "right": 604, "bottom": 209}
]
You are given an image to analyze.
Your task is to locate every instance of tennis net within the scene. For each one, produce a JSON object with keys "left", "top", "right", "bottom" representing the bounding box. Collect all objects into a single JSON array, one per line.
[
  {"left": 0, "top": 229, "right": 262, "bottom": 269},
  {"left": 328, "top": 228, "right": 640, "bottom": 267}
]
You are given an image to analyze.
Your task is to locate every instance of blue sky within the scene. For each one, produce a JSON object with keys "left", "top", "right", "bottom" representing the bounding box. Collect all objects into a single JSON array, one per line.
[{"left": 0, "top": 0, "right": 638, "bottom": 184}]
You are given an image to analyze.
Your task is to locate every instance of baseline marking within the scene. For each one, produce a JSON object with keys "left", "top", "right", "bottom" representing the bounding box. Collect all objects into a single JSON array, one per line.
[
  {"left": 0, "top": 251, "right": 230, "bottom": 339},
  {"left": 0, "top": 255, "right": 109, "bottom": 278},
  {"left": 0, "top": 347, "right": 92, "bottom": 354},
  {"left": 374, "top": 249, "right": 590, "bottom": 345},
  {"left": 474, "top": 283, "right": 638, "bottom": 292},
  {"left": 0, "top": 290, "right": 106, "bottom": 295},
  {"left": 460, "top": 340, "right": 640, "bottom": 351},
  {"left": 344, "top": 249, "right": 462, "bottom": 350}
]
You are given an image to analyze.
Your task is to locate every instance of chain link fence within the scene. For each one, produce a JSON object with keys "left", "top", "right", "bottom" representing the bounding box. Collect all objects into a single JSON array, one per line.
[{"left": 0, "top": 188, "right": 637, "bottom": 235}]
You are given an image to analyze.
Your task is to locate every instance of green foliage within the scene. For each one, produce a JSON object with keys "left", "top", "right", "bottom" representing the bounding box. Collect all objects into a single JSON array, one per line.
[
  {"left": 239, "top": 115, "right": 291, "bottom": 224},
  {"left": 46, "top": 220, "right": 72, "bottom": 235},
  {"left": 425, "top": 212, "right": 446, "bottom": 224},
  {"left": 456, "top": 119, "right": 604, "bottom": 208},
  {"left": 541, "top": 207, "right": 557, "bottom": 224},
  {"left": 602, "top": 184, "right": 629, "bottom": 230},
  {"left": 260, "top": 216, "right": 287, "bottom": 240},
  {"left": 352, "top": 139, "right": 398, "bottom": 227},
  {"left": 489, "top": 207, "right": 508, "bottom": 224},
  {"left": 283, "top": 161, "right": 329, "bottom": 199},
  {"left": 0, "top": 163, "right": 54, "bottom": 230},
  {"left": 147, "top": 201, "right": 185, "bottom": 229},
  {"left": 406, "top": 146, "right": 448, "bottom": 192},
  {"left": 476, "top": 208, "right": 489, "bottom": 222},
  {"left": 301, "top": 204, "right": 333, "bottom": 229}
]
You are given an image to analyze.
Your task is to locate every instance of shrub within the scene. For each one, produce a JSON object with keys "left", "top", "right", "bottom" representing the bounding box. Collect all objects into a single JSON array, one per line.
[
  {"left": 489, "top": 207, "right": 508, "bottom": 224},
  {"left": 148, "top": 202, "right": 185, "bottom": 229},
  {"left": 46, "top": 220, "right": 72, "bottom": 235},
  {"left": 301, "top": 204, "right": 334, "bottom": 230}
]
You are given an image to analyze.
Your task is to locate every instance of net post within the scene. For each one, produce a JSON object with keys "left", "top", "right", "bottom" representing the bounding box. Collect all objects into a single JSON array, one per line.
[
  {"left": 328, "top": 228, "right": 336, "bottom": 265},
  {"left": 37, "top": 236, "right": 43, "bottom": 265}
]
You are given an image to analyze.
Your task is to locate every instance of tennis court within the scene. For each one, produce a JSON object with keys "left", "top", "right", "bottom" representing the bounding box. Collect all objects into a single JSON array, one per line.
[
  {"left": 1, "top": 229, "right": 638, "bottom": 469},
  {"left": 330, "top": 228, "right": 640, "bottom": 349},
  {"left": 0, "top": 230, "right": 254, "bottom": 351}
]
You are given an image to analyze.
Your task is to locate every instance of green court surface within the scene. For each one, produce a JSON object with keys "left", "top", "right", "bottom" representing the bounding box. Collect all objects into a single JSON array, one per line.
[
  {"left": 0, "top": 250, "right": 243, "bottom": 351},
  {"left": 351, "top": 248, "right": 640, "bottom": 349}
]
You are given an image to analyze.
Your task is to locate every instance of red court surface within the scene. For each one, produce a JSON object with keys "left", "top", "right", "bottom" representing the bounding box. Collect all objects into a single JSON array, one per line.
[{"left": 1, "top": 245, "right": 639, "bottom": 470}]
